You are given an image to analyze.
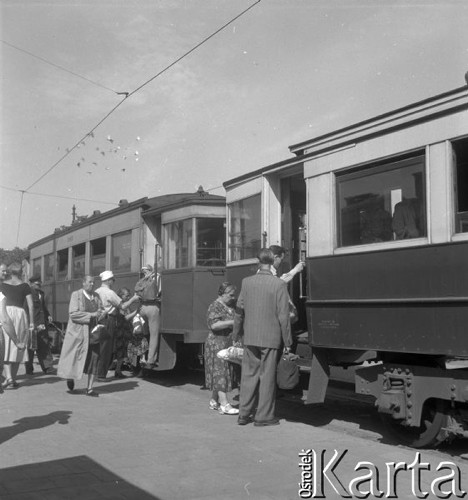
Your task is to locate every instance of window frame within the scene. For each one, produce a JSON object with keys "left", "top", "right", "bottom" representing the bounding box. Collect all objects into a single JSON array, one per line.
[
  {"left": 227, "top": 193, "right": 262, "bottom": 263},
  {"left": 335, "top": 153, "right": 428, "bottom": 253}
]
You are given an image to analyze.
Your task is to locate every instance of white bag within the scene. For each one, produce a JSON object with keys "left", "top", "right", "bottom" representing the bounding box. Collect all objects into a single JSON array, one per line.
[{"left": 217, "top": 346, "right": 243, "bottom": 365}]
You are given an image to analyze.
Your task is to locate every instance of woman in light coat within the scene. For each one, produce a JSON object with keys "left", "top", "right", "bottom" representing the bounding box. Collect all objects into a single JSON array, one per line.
[{"left": 57, "top": 275, "right": 106, "bottom": 396}]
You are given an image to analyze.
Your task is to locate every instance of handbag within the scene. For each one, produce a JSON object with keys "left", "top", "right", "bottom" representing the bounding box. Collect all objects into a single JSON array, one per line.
[
  {"left": 217, "top": 346, "right": 244, "bottom": 365},
  {"left": 277, "top": 351, "right": 300, "bottom": 389}
]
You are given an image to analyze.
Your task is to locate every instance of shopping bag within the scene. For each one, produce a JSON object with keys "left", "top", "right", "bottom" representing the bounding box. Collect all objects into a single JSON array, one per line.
[
  {"left": 217, "top": 346, "right": 243, "bottom": 365},
  {"left": 276, "top": 351, "right": 300, "bottom": 389}
]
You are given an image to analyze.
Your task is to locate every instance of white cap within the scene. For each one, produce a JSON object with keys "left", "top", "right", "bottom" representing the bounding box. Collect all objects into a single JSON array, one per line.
[{"left": 100, "top": 270, "right": 114, "bottom": 282}]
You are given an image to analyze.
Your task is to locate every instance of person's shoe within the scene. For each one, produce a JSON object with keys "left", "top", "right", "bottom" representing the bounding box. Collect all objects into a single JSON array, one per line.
[
  {"left": 66, "top": 379, "right": 75, "bottom": 391},
  {"left": 133, "top": 369, "right": 144, "bottom": 378},
  {"left": 43, "top": 368, "right": 56, "bottom": 375},
  {"left": 209, "top": 399, "right": 219, "bottom": 411},
  {"left": 254, "top": 419, "right": 280, "bottom": 427},
  {"left": 237, "top": 415, "right": 254, "bottom": 426},
  {"left": 218, "top": 403, "right": 239, "bottom": 415},
  {"left": 97, "top": 377, "right": 112, "bottom": 383},
  {"left": 114, "top": 372, "right": 126, "bottom": 379},
  {"left": 86, "top": 389, "right": 99, "bottom": 397}
]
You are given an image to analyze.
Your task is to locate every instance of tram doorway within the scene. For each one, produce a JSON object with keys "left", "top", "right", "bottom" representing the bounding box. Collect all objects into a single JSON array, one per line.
[{"left": 279, "top": 173, "right": 307, "bottom": 333}]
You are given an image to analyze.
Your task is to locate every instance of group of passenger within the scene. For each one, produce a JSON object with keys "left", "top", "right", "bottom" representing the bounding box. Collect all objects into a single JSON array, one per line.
[
  {"left": 1, "top": 245, "right": 301, "bottom": 424},
  {"left": 204, "top": 245, "right": 304, "bottom": 426},
  {"left": 57, "top": 265, "right": 161, "bottom": 396},
  {"left": 0, "top": 262, "right": 161, "bottom": 397}
]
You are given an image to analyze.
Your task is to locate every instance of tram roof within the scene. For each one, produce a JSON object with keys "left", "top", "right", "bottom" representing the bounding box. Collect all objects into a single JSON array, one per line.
[
  {"left": 142, "top": 191, "right": 225, "bottom": 217},
  {"left": 28, "top": 192, "right": 225, "bottom": 249},
  {"left": 224, "top": 85, "right": 468, "bottom": 188}
]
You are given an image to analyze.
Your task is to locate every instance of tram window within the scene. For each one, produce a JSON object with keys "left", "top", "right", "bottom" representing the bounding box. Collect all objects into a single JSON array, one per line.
[
  {"left": 228, "top": 194, "right": 261, "bottom": 261},
  {"left": 453, "top": 138, "right": 468, "bottom": 233},
  {"left": 72, "top": 243, "right": 86, "bottom": 279},
  {"left": 337, "top": 155, "right": 426, "bottom": 247},
  {"left": 32, "top": 258, "right": 41, "bottom": 280},
  {"left": 112, "top": 231, "right": 132, "bottom": 273},
  {"left": 196, "top": 218, "right": 225, "bottom": 266},
  {"left": 91, "top": 238, "right": 106, "bottom": 276},
  {"left": 44, "top": 253, "right": 54, "bottom": 282},
  {"left": 57, "top": 249, "right": 69, "bottom": 281},
  {"left": 165, "top": 219, "right": 193, "bottom": 268}
]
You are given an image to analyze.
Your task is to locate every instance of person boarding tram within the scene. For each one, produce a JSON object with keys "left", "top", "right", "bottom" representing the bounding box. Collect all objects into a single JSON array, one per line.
[{"left": 134, "top": 264, "right": 161, "bottom": 370}]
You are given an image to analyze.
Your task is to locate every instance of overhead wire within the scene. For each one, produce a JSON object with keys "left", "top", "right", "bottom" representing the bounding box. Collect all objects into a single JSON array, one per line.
[
  {"left": 24, "top": 0, "right": 261, "bottom": 192},
  {"left": 0, "top": 184, "right": 118, "bottom": 205},
  {"left": 5, "top": 0, "right": 262, "bottom": 244},
  {"left": 2, "top": 40, "right": 119, "bottom": 95}
]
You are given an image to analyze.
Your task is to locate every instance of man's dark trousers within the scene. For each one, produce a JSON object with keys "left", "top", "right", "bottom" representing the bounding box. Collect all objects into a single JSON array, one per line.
[
  {"left": 25, "top": 330, "right": 54, "bottom": 374},
  {"left": 239, "top": 345, "right": 279, "bottom": 423}
]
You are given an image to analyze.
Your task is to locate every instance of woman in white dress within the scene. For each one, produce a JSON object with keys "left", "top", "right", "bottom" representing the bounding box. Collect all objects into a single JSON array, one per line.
[
  {"left": 0, "top": 291, "right": 26, "bottom": 392},
  {"left": 0, "top": 262, "right": 33, "bottom": 388}
]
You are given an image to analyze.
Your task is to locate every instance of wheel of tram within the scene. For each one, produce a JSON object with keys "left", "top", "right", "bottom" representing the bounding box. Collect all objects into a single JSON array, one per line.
[{"left": 380, "top": 399, "right": 449, "bottom": 448}]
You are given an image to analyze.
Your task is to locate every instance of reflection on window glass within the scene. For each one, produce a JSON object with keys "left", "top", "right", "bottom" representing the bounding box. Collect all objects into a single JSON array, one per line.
[
  {"left": 112, "top": 231, "right": 132, "bottom": 273},
  {"left": 44, "top": 254, "right": 54, "bottom": 282},
  {"left": 196, "top": 218, "right": 225, "bottom": 266},
  {"left": 165, "top": 219, "right": 193, "bottom": 269},
  {"left": 57, "top": 249, "right": 69, "bottom": 281},
  {"left": 337, "top": 155, "right": 426, "bottom": 247},
  {"left": 453, "top": 138, "right": 468, "bottom": 233},
  {"left": 91, "top": 238, "right": 106, "bottom": 276},
  {"left": 32, "top": 258, "right": 41, "bottom": 279},
  {"left": 72, "top": 243, "right": 86, "bottom": 279},
  {"left": 228, "top": 194, "right": 261, "bottom": 261}
]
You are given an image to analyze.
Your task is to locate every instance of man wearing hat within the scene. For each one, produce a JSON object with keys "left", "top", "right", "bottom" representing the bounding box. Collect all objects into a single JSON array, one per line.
[
  {"left": 134, "top": 264, "right": 161, "bottom": 369},
  {"left": 95, "top": 270, "right": 139, "bottom": 381},
  {"left": 26, "top": 275, "right": 54, "bottom": 375}
]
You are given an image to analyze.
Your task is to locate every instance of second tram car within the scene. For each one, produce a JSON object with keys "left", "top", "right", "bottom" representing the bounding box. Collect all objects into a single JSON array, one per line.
[
  {"left": 224, "top": 85, "right": 468, "bottom": 447},
  {"left": 29, "top": 190, "right": 226, "bottom": 370}
]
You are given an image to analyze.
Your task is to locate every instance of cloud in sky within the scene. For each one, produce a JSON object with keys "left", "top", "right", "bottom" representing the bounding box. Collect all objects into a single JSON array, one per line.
[{"left": 1, "top": 0, "right": 468, "bottom": 248}]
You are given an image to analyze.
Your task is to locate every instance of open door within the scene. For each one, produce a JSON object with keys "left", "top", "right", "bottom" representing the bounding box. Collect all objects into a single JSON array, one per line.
[{"left": 280, "top": 174, "right": 307, "bottom": 332}]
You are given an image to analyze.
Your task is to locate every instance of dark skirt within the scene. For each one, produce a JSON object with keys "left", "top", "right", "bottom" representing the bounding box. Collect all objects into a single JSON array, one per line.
[{"left": 83, "top": 343, "right": 100, "bottom": 375}]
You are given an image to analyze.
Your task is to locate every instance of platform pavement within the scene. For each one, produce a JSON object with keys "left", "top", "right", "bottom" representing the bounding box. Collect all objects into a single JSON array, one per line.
[{"left": 1, "top": 361, "right": 468, "bottom": 500}]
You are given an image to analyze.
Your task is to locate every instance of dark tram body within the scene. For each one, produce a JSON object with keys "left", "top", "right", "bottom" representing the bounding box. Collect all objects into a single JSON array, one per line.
[{"left": 225, "top": 86, "right": 468, "bottom": 446}]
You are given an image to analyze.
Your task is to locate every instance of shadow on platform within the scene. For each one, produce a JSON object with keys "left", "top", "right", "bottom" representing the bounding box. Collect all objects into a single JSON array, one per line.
[
  {"left": 0, "top": 411, "right": 72, "bottom": 446},
  {"left": 0, "top": 455, "right": 161, "bottom": 500}
]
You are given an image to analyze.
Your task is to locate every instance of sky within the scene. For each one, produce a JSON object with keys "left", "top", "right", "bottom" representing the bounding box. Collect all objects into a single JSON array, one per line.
[{"left": 1, "top": 0, "right": 468, "bottom": 250}]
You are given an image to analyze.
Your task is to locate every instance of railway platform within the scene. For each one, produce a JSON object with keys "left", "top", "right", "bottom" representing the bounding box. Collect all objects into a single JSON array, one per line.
[{"left": 1, "top": 358, "right": 468, "bottom": 500}]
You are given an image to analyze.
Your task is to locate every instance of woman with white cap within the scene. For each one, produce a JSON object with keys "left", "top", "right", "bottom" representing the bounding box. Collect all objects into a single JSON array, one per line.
[{"left": 95, "top": 270, "right": 139, "bottom": 381}]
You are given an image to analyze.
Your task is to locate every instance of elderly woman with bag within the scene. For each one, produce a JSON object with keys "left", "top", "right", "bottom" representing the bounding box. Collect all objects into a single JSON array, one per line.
[
  {"left": 204, "top": 282, "right": 239, "bottom": 416},
  {"left": 57, "top": 275, "right": 106, "bottom": 397}
]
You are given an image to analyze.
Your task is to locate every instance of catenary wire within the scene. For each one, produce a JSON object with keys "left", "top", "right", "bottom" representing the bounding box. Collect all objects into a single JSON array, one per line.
[
  {"left": 0, "top": 184, "right": 118, "bottom": 205},
  {"left": 2, "top": 40, "right": 119, "bottom": 95},
  {"left": 8, "top": 0, "right": 261, "bottom": 244},
  {"left": 24, "top": 0, "right": 261, "bottom": 192}
]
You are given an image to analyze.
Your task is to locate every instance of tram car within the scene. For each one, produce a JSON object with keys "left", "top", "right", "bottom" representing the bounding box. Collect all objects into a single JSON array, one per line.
[
  {"left": 28, "top": 189, "right": 226, "bottom": 371},
  {"left": 224, "top": 85, "right": 468, "bottom": 447}
]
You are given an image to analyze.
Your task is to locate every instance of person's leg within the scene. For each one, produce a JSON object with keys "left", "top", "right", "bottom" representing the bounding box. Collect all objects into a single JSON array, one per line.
[
  {"left": 239, "top": 345, "right": 261, "bottom": 418},
  {"left": 143, "top": 305, "right": 160, "bottom": 365},
  {"left": 36, "top": 330, "right": 54, "bottom": 372},
  {"left": 10, "top": 362, "right": 20, "bottom": 383},
  {"left": 25, "top": 349, "right": 34, "bottom": 374},
  {"left": 254, "top": 347, "right": 279, "bottom": 423},
  {"left": 97, "top": 322, "right": 114, "bottom": 379},
  {"left": 2, "top": 362, "right": 12, "bottom": 383}
]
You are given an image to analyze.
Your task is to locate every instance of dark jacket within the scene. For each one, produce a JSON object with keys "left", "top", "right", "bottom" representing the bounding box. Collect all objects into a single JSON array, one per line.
[{"left": 233, "top": 269, "right": 291, "bottom": 349}]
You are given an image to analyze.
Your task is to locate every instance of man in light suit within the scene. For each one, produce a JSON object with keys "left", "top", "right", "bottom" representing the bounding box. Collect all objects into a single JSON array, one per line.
[{"left": 233, "top": 248, "right": 292, "bottom": 426}]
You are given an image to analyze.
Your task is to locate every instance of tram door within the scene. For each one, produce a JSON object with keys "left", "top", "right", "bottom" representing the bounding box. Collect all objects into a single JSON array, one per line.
[{"left": 280, "top": 174, "right": 307, "bottom": 332}]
